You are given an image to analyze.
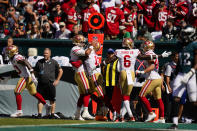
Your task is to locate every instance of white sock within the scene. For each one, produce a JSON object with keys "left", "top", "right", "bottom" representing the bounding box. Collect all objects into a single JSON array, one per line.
[
  {"left": 124, "top": 100, "right": 133, "bottom": 117},
  {"left": 120, "top": 105, "right": 127, "bottom": 118},
  {"left": 173, "top": 117, "right": 178, "bottom": 125},
  {"left": 84, "top": 107, "right": 88, "bottom": 112}
]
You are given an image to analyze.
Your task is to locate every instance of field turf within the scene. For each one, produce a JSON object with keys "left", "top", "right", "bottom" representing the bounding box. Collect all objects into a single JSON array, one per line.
[{"left": 0, "top": 118, "right": 197, "bottom": 131}]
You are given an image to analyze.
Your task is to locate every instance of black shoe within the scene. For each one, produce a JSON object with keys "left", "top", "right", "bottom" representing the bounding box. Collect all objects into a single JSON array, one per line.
[{"left": 168, "top": 124, "right": 178, "bottom": 130}]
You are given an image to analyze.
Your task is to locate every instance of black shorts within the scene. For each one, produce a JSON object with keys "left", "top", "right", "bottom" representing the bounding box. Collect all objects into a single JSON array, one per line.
[{"left": 37, "top": 81, "right": 56, "bottom": 101}]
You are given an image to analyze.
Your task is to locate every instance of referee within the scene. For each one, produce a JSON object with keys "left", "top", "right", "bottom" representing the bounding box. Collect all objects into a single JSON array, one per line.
[{"left": 35, "top": 48, "right": 63, "bottom": 118}]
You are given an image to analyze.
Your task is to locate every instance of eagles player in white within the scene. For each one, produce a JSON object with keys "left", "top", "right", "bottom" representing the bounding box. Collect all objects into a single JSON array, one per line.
[
  {"left": 115, "top": 38, "right": 171, "bottom": 122},
  {"left": 6, "top": 45, "right": 51, "bottom": 117},
  {"left": 70, "top": 35, "right": 94, "bottom": 120}
]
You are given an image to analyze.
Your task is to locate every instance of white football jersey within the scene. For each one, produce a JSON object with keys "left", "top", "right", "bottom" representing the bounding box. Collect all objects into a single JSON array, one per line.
[
  {"left": 27, "top": 56, "right": 44, "bottom": 67},
  {"left": 84, "top": 50, "right": 101, "bottom": 76},
  {"left": 70, "top": 46, "right": 86, "bottom": 72},
  {"left": 11, "top": 54, "right": 31, "bottom": 77},
  {"left": 144, "top": 50, "right": 161, "bottom": 79},
  {"left": 115, "top": 49, "right": 140, "bottom": 71}
]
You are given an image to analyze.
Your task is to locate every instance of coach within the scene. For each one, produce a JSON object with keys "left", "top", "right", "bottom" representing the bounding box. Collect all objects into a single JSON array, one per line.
[{"left": 35, "top": 48, "right": 63, "bottom": 118}]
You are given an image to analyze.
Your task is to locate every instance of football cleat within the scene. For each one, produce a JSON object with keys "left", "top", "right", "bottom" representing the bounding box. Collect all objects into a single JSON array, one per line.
[
  {"left": 45, "top": 103, "right": 52, "bottom": 116},
  {"left": 82, "top": 110, "right": 95, "bottom": 120},
  {"left": 145, "top": 112, "right": 156, "bottom": 122},
  {"left": 128, "top": 117, "right": 135, "bottom": 122},
  {"left": 10, "top": 110, "right": 23, "bottom": 118},
  {"left": 153, "top": 119, "right": 165, "bottom": 123}
]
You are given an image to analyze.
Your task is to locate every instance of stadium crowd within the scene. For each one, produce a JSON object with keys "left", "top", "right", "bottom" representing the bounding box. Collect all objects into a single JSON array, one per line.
[{"left": 0, "top": 0, "right": 196, "bottom": 40}]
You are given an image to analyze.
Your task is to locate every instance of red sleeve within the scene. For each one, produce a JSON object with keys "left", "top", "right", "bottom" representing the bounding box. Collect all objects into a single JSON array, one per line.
[{"left": 136, "top": 2, "right": 143, "bottom": 11}]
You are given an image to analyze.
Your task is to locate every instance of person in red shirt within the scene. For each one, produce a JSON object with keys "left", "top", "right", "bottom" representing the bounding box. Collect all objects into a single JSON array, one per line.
[
  {"left": 138, "top": 0, "right": 159, "bottom": 31},
  {"left": 80, "top": 0, "right": 98, "bottom": 37},
  {"left": 66, "top": 1, "right": 78, "bottom": 31},
  {"left": 34, "top": 0, "right": 48, "bottom": 15},
  {"left": 105, "top": 0, "right": 125, "bottom": 40},
  {"left": 123, "top": 3, "right": 138, "bottom": 38},
  {"left": 61, "top": 0, "right": 77, "bottom": 15},
  {"left": 155, "top": 0, "right": 170, "bottom": 31},
  {"left": 172, "top": 0, "right": 189, "bottom": 26}
]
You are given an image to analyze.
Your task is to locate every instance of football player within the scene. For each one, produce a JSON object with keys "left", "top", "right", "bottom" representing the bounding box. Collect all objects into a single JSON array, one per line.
[
  {"left": 137, "top": 41, "right": 165, "bottom": 123},
  {"left": 84, "top": 40, "right": 116, "bottom": 121},
  {"left": 169, "top": 27, "right": 197, "bottom": 129},
  {"left": 115, "top": 38, "right": 171, "bottom": 122},
  {"left": 70, "top": 35, "right": 94, "bottom": 120},
  {"left": 6, "top": 45, "right": 51, "bottom": 117}
]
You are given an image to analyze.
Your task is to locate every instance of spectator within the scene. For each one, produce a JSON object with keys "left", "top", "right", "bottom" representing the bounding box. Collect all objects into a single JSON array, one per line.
[
  {"left": 27, "top": 24, "right": 41, "bottom": 39},
  {"left": 105, "top": 0, "right": 125, "bottom": 40},
  {"left": 124, "top": 4, "right": 138, "bottom": 39},
  {"left": 137, "top": 25, "right": 153, "bottom": 41},
  {"left": 7, "top": 6, "right": 19, "bottom": 29},
  {"left": 93, "top": 0, "right": 100, "bottom": 13},
  {"left": 0, "top": 0, "right": 8, "bottom": 16},
  {"left": 12, "top": 23, "right": 26, "bottom": 38},
  {"left": 162, "top": 19, "right": 179, "bottom": 40},
  {"left": 189, "top": 0, "right": 197, "bottom": 28},
  {"left": 55, "top": 22, "right": 71, "bottom": 39},
  {"left": 33, "top": 0, "right": 48, "bottom": 16},
  {"left": 48, "top": 3, "right": 66, "bottom": 28},
  {"left": 35, "top": 48, "right": 63, "bottom": 118},
  {"left": 66, "top": 1, "right": 78, "bottom": 32},
  {"left": 155, "top": 0, "right": 170, "bottom": 31},
  {"left": 0, "top": 13, "right": 7, "bottom": 38},
  {"left": 24, "top": 4, "right": 39, "bottom": 26},
  {"left": 41, "top": 22, "right": 54, "bottom": 39},
  {"left": 80, "top": 0, "right": 98, "bottom": 37},
  {"left": 2, "top": 36, "right": 13, "bottom": 64},
  {"left": 138, "top": 0, "right": 159, "bottom": 32},
  {"left": 172, "top": 0, "right": 189, "bottom": 26},
  {"left": 70, "top": 25, "right": 83, "bottom": 39},
  {"left": 116, "top": 25, "right": 131, "bottom": 40}
]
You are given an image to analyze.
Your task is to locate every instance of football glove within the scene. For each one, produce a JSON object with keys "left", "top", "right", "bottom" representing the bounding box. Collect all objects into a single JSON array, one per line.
[
  {"left": 136, "top": 70, "right": 145, "bottom": 75},
  {"left": 31, "top": 73, "right": 38, "bottom": 86},
  {"left": 161, "top": 51, "right": 172, "bottom": 58},
  {"left": 181, "top": 68, "right": 195, "bottom": 84}
]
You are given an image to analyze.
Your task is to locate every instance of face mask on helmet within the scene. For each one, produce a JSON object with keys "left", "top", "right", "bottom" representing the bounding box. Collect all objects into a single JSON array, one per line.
[
  {"left": 91, "top": 40, "right": 101, "bottom": 52},
  {"left": 122, "top": 38, "right": 134, "bottom": 49},
  {"left": 143, "top": 41, "right": 155, "bottom": 52},
  {"left": 6, "top": 45, "right": 18, "bottom": 58},
  {"left": 180, "top": 27, "right": 196, "bottom": 44},
  {"left": 73, "top": 35, "right": 86, "bottom": 47}
]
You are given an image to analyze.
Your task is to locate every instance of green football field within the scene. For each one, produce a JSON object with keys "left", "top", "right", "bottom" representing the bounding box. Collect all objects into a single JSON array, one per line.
[{"left": 0, "top": 118, "right": 197, "bottom": 131}]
